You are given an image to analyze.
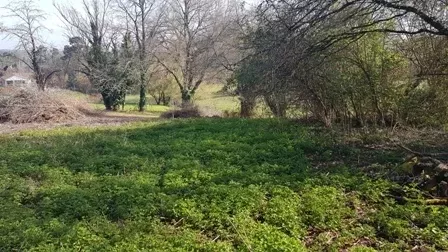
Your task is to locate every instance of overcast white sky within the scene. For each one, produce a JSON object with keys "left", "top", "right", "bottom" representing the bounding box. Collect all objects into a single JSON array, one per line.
[
  {"left": 0, "top": 0, "right": 260, "bottom": 50},
  {"left": 0, "top": 0, "right": 84, "bottom": 50}
]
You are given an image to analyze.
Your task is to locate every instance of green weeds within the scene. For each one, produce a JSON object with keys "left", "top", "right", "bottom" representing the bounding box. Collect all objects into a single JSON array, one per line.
[{"left": 0, "top": 119, "right": 447, "bottom": 251}]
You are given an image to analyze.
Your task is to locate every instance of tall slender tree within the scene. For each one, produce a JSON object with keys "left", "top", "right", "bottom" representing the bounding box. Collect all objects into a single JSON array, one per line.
[
  {"left": 156, "top": 0, "right": 234, "bottom": 106},
  {"left": 2, "top": 0, "right": 60, "bottom": 91},
  {"left": 56, "top": 0, "right": 122, "bottom": 110},
  {"left": 116, "top": 0, "right": 164, "bottom": 111}
]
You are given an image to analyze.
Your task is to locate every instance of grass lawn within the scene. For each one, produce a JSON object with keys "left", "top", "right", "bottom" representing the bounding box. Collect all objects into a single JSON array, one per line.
[
  {"left": 92, "top": 103, "right": 170, "bottom": 114},
  {"left": 194, "top": 84, "right": 240, "bottom": 112},
  {"left": 91, "top": 84, "right": 239, "bottom": 115},
  {"left": 1, "top": 119, "right": 447, "bottom": 251},
  {"left": 91, "top": 95, "right": 171, "bottom": 115}
]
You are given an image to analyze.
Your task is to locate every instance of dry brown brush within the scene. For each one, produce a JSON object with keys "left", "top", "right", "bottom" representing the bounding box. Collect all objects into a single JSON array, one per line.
[{"left": 0, "top": 88, "right": 90, "bottom": 124}]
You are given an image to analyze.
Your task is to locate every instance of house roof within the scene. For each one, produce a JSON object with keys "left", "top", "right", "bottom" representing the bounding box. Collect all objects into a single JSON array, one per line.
[{"left": 5, "top": 75, "right": 27, "bottom": 81}]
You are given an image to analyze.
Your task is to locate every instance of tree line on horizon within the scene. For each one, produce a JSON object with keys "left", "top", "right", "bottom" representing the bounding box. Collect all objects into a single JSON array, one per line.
[{"left": 1, "top": 0, "right": 448, "bottom": 127}]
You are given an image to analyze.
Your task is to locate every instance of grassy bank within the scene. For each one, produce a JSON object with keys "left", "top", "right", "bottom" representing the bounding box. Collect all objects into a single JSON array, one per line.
[{"left": 0, "top": 119, "right": 447, "bottom": 251}]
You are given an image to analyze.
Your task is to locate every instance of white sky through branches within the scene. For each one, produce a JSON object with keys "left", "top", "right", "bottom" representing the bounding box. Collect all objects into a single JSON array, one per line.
[{"left": 0, "top": 0, "right": 260, "bottom": 50}]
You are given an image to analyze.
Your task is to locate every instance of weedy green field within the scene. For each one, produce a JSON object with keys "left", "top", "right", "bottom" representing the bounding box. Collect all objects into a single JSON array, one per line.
[
  {"left": 91, "top": 95, "right": 171, "bottom": 115},
  {"left": 90, "top": 84, "right": 240, "bottom": 116},
  {"left": 1, "top": 119, "right": 447, "bottom": 251},
  {"left": 194, "top": 84, "right": 240, "bottom": 113}
]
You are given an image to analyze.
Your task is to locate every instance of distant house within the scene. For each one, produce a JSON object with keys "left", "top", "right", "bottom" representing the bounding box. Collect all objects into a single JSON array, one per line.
[{"left": 0, "top": 75, "right": 31, "bottom": 87}]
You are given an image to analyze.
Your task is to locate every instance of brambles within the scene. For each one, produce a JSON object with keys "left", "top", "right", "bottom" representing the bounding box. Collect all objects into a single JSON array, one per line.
[
  {"left": 160, "top": 106, "right": 202, "bottom": 119},
  {"left": 0, "top": 88, "right": 90, "bottom": 123},
  {"left": 160, "top": 106, "right": 222, "bottom": 119}
]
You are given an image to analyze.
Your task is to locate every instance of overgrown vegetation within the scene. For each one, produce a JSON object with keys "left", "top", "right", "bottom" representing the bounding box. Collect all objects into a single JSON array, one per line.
[
  {"left": 1, "top": 119, "right": 447, "bottom": 251},
  {"left": 231, "top": 7, "right": 448, "bottom": 127},
  {"left": 3, "top": 0, "right": 448, "bottom": 126},
  {"left": 1, "top": 1, "right": 448, "bottom": 249},
  {"left": 0, "top": 88, "right": 89, "bottom": 124}
]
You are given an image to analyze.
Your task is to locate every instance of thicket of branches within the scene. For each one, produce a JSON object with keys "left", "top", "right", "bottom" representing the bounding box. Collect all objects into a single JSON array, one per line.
[
  {"left": 2, "top": 0, "right": 448, "bottom": 124},
  {"left": 231, "top": 0, "right": 448, "bottom": 127},
  {"left": 2, "top": 0, "right": 240, "bottom": 110},
  {"left": 1, "top": 0, "right": 61, "bottom": 91}
]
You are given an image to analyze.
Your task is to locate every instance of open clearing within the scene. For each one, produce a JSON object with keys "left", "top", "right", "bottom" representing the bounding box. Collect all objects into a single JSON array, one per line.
[{"left": 1, "top": 119, "right": 447, "bottom": 251}]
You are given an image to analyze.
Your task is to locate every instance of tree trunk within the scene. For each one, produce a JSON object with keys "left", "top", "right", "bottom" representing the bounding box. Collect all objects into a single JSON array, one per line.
[
  {"left": 162, "top": 91, "right": 171, "bottom": 106},
  {"left": 240, "top": 97, "right": 256, "bottom": 118},
  {"left": 37, "top": 84, "right": 45, "bottom": 91},
  {"left": 36, "top": 75, "right": 45, "bottom": 91},
  {"left": 264, "top": 94, "right": 287, "bottom": 118},
  {"left": 158, "top": 91, "right": 164, "bottom": 105},
  {"left": 322, "top": 112, "right": 332, "bottom": 128},
  {"left": 101, "top": 92, "right": 113, "bottom": 111},
  {"left": 181, "top": 89, "right": 194, "bottom": 107},
  {"left": 316, "top": 104, "right": 332, "bottom": 127},
  {"left": 349, "top": 95, "right": 364, "bottom": 127},
  {"left": 138, "top": 74, "right": 146, "bottom": 112},
  {"left": 121, "top": 93, "right": 126, "bottom": 111}
]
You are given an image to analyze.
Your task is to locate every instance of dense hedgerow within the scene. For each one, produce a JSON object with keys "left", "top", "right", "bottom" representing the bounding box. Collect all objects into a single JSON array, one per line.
[{"left": 0, "top": 119, "right": 447, "bottom": 251}]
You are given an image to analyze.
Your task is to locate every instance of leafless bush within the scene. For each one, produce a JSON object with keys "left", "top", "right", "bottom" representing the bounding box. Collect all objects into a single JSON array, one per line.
[
  {"left": 198, "top": 106, "right": 222, "bottom": 118},
  {"left": 0, "top": 87, "right": 91, "bottom": 124},
  {"left": 160, "top": 105, "right": 223, "bottom": 119},
  {"left": 223, "top": 110, "right": 240, "bottom": 118},
  {"left": 160, "top": 106, "right": 202, "bottom": 119}
]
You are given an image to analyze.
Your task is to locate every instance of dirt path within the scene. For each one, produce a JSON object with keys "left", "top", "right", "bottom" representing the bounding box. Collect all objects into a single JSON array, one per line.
[{"left": 0, "top": 111, "right": 159, "bottom": 134}]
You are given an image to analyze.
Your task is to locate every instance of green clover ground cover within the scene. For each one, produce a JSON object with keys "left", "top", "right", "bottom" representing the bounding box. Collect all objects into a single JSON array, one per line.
[{"left": 0, "top": 119, "right": 447, "bottom": 251}]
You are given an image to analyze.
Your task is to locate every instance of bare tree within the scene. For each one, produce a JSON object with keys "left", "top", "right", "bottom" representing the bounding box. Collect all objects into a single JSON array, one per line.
[
  {"left": 147, "top": 67, "right": 176, "bottom": 105},
  {"left": 116, "top": 0, "right": 165, "bottom": 111},
  {"left": 156, "top": 0, "right": 233, "bottom": 106},
  {"left": 55, "top": 0, "right": 112, "bottom": 50},
  {"left": 55, "top": 0, "right": 125, "bottom": 110},
  {"left": 1, "top": 0, "right": 60, "bottom": 91},
  {"left": 366, "top": 0, "right": 448, "bottom": 36}
]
